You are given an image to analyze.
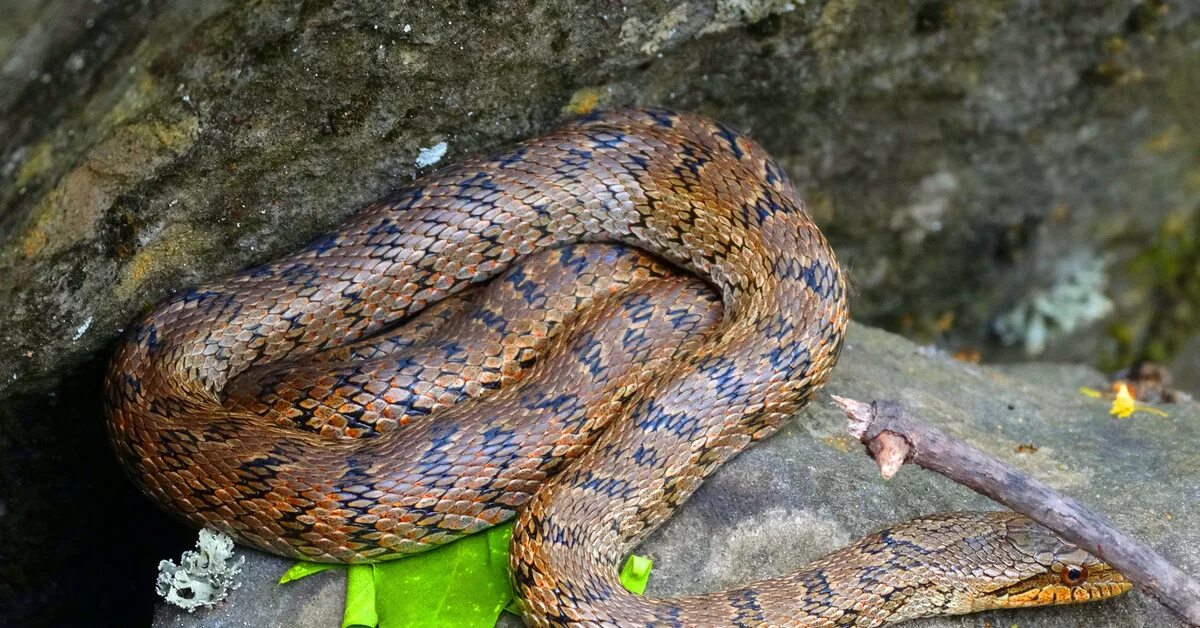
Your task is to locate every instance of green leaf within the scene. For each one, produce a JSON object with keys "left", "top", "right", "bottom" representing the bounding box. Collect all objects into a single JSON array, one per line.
[
  {"left": 281, "top": 523, "right": 655, "bottom": 626},
  {"left": 619, "top": 554, "right": 653, "bottom": 596},
  {"left": 372, "top": 522, "right": 515, "bottom": 628},
  {"left": 343, "top": 565, "right": 378, "bottom": 628},
  {"left": 279, "top": 561, "right": 343, "bottom": 584}
]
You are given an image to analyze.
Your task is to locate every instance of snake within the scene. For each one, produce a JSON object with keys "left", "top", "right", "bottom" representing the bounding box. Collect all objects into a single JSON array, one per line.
[{"left": 105, "top": 108, "right": 1129, "bottom": 625}]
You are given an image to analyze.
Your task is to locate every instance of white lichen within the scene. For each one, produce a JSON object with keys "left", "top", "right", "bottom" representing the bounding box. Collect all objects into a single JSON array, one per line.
[
  {"left": 72, "top": 316, "right": 92, "bottom": 341},
  {"left": 156, "top": 529, "right": 245, "bottom": 611},
  {"left": 993, "top": 253, "right": 1113, "bottom": 355},
  {"left": 891, "top": 171, "right": 958, "bottom": 245},
  {"left": 415, "top": 141, "right": 448, "bottom": 167},
  {"left": 701, "top": 0, "right": 798, "bottom": 35},
  {"left": 620, "top": 5, "right": 690, "bottom": 55}
]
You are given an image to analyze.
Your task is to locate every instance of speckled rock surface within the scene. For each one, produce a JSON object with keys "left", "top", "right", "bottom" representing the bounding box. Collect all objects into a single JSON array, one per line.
[
  {"left": 153, "top": 323, "right": 1199, "bottom": 628},
  {"left": 3, "top": 2, "right": 1200, "bottom": 392},
  {"left": 3, "top": 1, "right": 1199, "bottom": 625}
]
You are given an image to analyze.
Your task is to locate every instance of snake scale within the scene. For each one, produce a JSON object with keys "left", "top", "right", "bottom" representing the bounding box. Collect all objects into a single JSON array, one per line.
[{"left": 106, "top": 108, "right": 1129, "bottom": 625}]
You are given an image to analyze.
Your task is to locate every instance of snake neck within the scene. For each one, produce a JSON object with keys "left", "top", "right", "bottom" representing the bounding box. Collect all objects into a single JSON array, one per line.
[{"left": 514, "top": 511, "right": 1123, "bottom": 627}]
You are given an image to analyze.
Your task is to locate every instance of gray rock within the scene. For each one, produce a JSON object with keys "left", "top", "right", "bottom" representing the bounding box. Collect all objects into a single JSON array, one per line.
[
  {"left": 4, "top": 2, "right": 1200, "bottom": 396},
  {"left": 153, "top": 323, "right": 1199, "bottom": 627}
]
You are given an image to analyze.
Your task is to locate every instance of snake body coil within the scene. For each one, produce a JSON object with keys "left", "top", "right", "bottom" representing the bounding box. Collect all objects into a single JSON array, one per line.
[{"left": 107, "top": 109, "right": 1127, "bottom": 625}]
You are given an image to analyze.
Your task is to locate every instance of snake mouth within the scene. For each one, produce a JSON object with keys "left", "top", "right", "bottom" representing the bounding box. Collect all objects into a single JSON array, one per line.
[{"left": 989, "top": 566, "right": 1132, "bottom": 609}]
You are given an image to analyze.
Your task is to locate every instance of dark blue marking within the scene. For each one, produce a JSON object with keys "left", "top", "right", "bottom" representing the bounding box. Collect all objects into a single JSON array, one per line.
[
  {"left": 804, "top": 259, "right": 834, "bottom": 295},
  {"left": 767, "top": 341, "right": 811, "bottom": 373},
  {"left": 367, "top": 218, "right": 405, "bottom": 237},
  {"left": 176, "top": 288, "right": 242, "bottom": 322},
  {"left": 878, "top": 529, "right": 934, "bottom": 558},
  {"left": 237, "top": 454, "right": 281, "bottom": 472},
  {"left": 521, "top": 392, "right": 578, "bottom": 414},
  {"left": 631, "top": 443, "right": 660, "bottom": 467},
  {"left": 504, "top": 267, "right": 544, "bottom": 305},
  {"left": 714, "top": 121, "right": 745, "bottom": 159},
  {"left": 588, "top": 131, "right": 626, "bottom": 150},
  {"left": 135, "top": 322, "right": 161, "bottom": 355},
  {"left": 665, "top": 305, "right": 700, "bottom": 331},
  {"left": 855, "top": 564, "right": 891, "bottom": 584},
  {"left": 237, "top": 451, "right": 288, "bottom": 478},
  {"left": 621, "top": 293, "right": 655, "bottom": 323},
  {"left": 772, "top": 258, "right": 835, "bottom": 297},
  {"left": 729, "top": 588, "right": 764, "bottom": 622},
  {"left": 179, "top": 288, "right": 224, "bottom": 305},
  {"left": 530, "top": 200, "right": 552, "bottom": 220},
  {"left": 279, "top": 262, "right": 323, "bottom": 286},
  {"left": 558, "top": 245, "right": 589, "bottom": 275},
  {"left": 764, "top": 157, "right": 787, "bottom": 187},
  {"left": 797, "top": 568, "right": 834, "bottom": 602},
  {"left": 674, "top": 143, "right": 709, "bottom": 179},
  {"left": 572, "top": 331, "right": 605, "bottom": 377},
  {"left": 628, "top": 153, "right": 650, "bottom": 169},
  {"left": 574, "top": 470, "right": 633, "bottom": 498},
  {"left": 621, "top": 326, "right": 648, "bottom": 349},
  {"left": 494, "top": 147, "right": 526, "bottom": 168},
  {"left": 757, "top": 312, "right": 796, "bottom": 338},
  {"left": 742, "top": 190, "right": 795, "bottom": 225},
  {"left": 471, "top": 309, "right": 508, "bottom": 332},
  {"left": 480, "top": 426, "right": 521, "bottom": 458},
  {"left": 122, "top": 373, "right": 141, "bottom": 394},
  {"left": 455, "top": 171, "right": 498, "bottom": 200},
  {"left": 392, "top": 354, "right": 421, "bottom": 373},
  {"left": 341, "top": 456, "right": 373, "bottom": 485},
  {"left": 382, "top": 186, "right": 424, "bottom": 209},
  {"left": 699, "top": 356, "right": 748, "bottom": 400},
  {"left": 416, "top": 423, "right": 459, "bottom": 474},
  {"left": 805, "top": 259, "right": 836, "bottom": 296},
  {"left": 635, "top": 399, "right": 704, "bottom": 440},
  {"left": 438, "top": 341, "right": 467, "bottom": 363},
  {"left": 643, "top": 108, "right": 675, "bottom": 128},
  {"left": 303, "top": 232, "right": 339, "bottom": 255},
  {"left": 368, "top": 189, "right": 425, "bottom": 237},
  {"left": 563, "top": 147, "right": 593, "bottom": 168},
  {"left": 545, "top": 518, "right": 571, "bottom": 545},
  {"left": 601, "top": 246, "right": 632, "bottom": 265},
  {"left": 574, "top": 110, "right": 606, "bottom": 124},
  {"left": 336, "top": 457, "right": 382, "bottom": 504},
  {"left": 772, "top": 258, "right": 803, "bottom": 282},
  {"left": 246, "top": 264, "right": 275, "bottom": 278}
]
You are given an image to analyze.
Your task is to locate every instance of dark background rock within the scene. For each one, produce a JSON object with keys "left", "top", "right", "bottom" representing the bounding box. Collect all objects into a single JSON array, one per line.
[
  {"left": 2, "top": 0, "right": 1198, "bottom": 625},
  {"left": 152, "top": 324, "right": 1200, "bottom": 627}
]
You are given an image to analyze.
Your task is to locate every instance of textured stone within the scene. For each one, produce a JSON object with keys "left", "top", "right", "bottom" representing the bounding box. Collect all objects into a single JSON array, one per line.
[{"left": 154, "top": 323, "right": 1199, "bottom": 627}]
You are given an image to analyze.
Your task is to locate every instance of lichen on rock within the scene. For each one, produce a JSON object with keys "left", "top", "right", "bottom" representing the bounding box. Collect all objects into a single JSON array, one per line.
[
  {"left": 156, "top": 529, "right": 245, "bottom": 612},
  {"left": 993, "top": 252, "right": 1113, "bottom": 355}
]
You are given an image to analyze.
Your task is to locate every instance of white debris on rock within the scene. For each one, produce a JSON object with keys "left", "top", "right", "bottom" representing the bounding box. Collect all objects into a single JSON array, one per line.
[
  {"left": 415, "top": 141, "right": 448, "bottom": 167},
  {"left": 72, "top": 316, "right": 92, "bottom": 341},
  {"left": 993, "top": 252, "right": 1113, "bottom": 355},
  {"left": 156, "top": 529, "right": 245, "bottom": 611}
]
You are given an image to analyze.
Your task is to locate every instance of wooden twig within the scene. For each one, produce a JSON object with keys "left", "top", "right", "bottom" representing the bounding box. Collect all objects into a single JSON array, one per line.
[{"left": 832, "top": 396, "right": 1200, "bottom": 627}]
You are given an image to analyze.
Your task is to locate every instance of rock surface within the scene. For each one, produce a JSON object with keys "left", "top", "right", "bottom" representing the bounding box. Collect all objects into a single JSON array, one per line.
[
  {"left": 3, "top": 1, "right": 1200, "bottom": 625},
  {"left": 153, "top": 323, "right": 1199, "bottom": 628},
  {"left": 4, "top": 2, "right": 1200, "bottom": 394}
]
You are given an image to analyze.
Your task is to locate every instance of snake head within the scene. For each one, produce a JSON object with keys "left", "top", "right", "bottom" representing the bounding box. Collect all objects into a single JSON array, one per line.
[
  {"left": 964, "top": 511, "right": 1132, "bottom": 612},
  {"left": 862, "top": 511, "right": 1131, "bottom": 621}
]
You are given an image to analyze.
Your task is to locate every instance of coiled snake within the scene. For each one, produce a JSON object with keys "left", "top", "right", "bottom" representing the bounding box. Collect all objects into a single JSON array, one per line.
[{"left": 106, "top": 109, "right": 1128, "bottom": 625}]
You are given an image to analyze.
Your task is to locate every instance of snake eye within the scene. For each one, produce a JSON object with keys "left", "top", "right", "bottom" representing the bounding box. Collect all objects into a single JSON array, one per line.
[{"left": 1060, "top": 565, "right": 1088, "bottom": 586}]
